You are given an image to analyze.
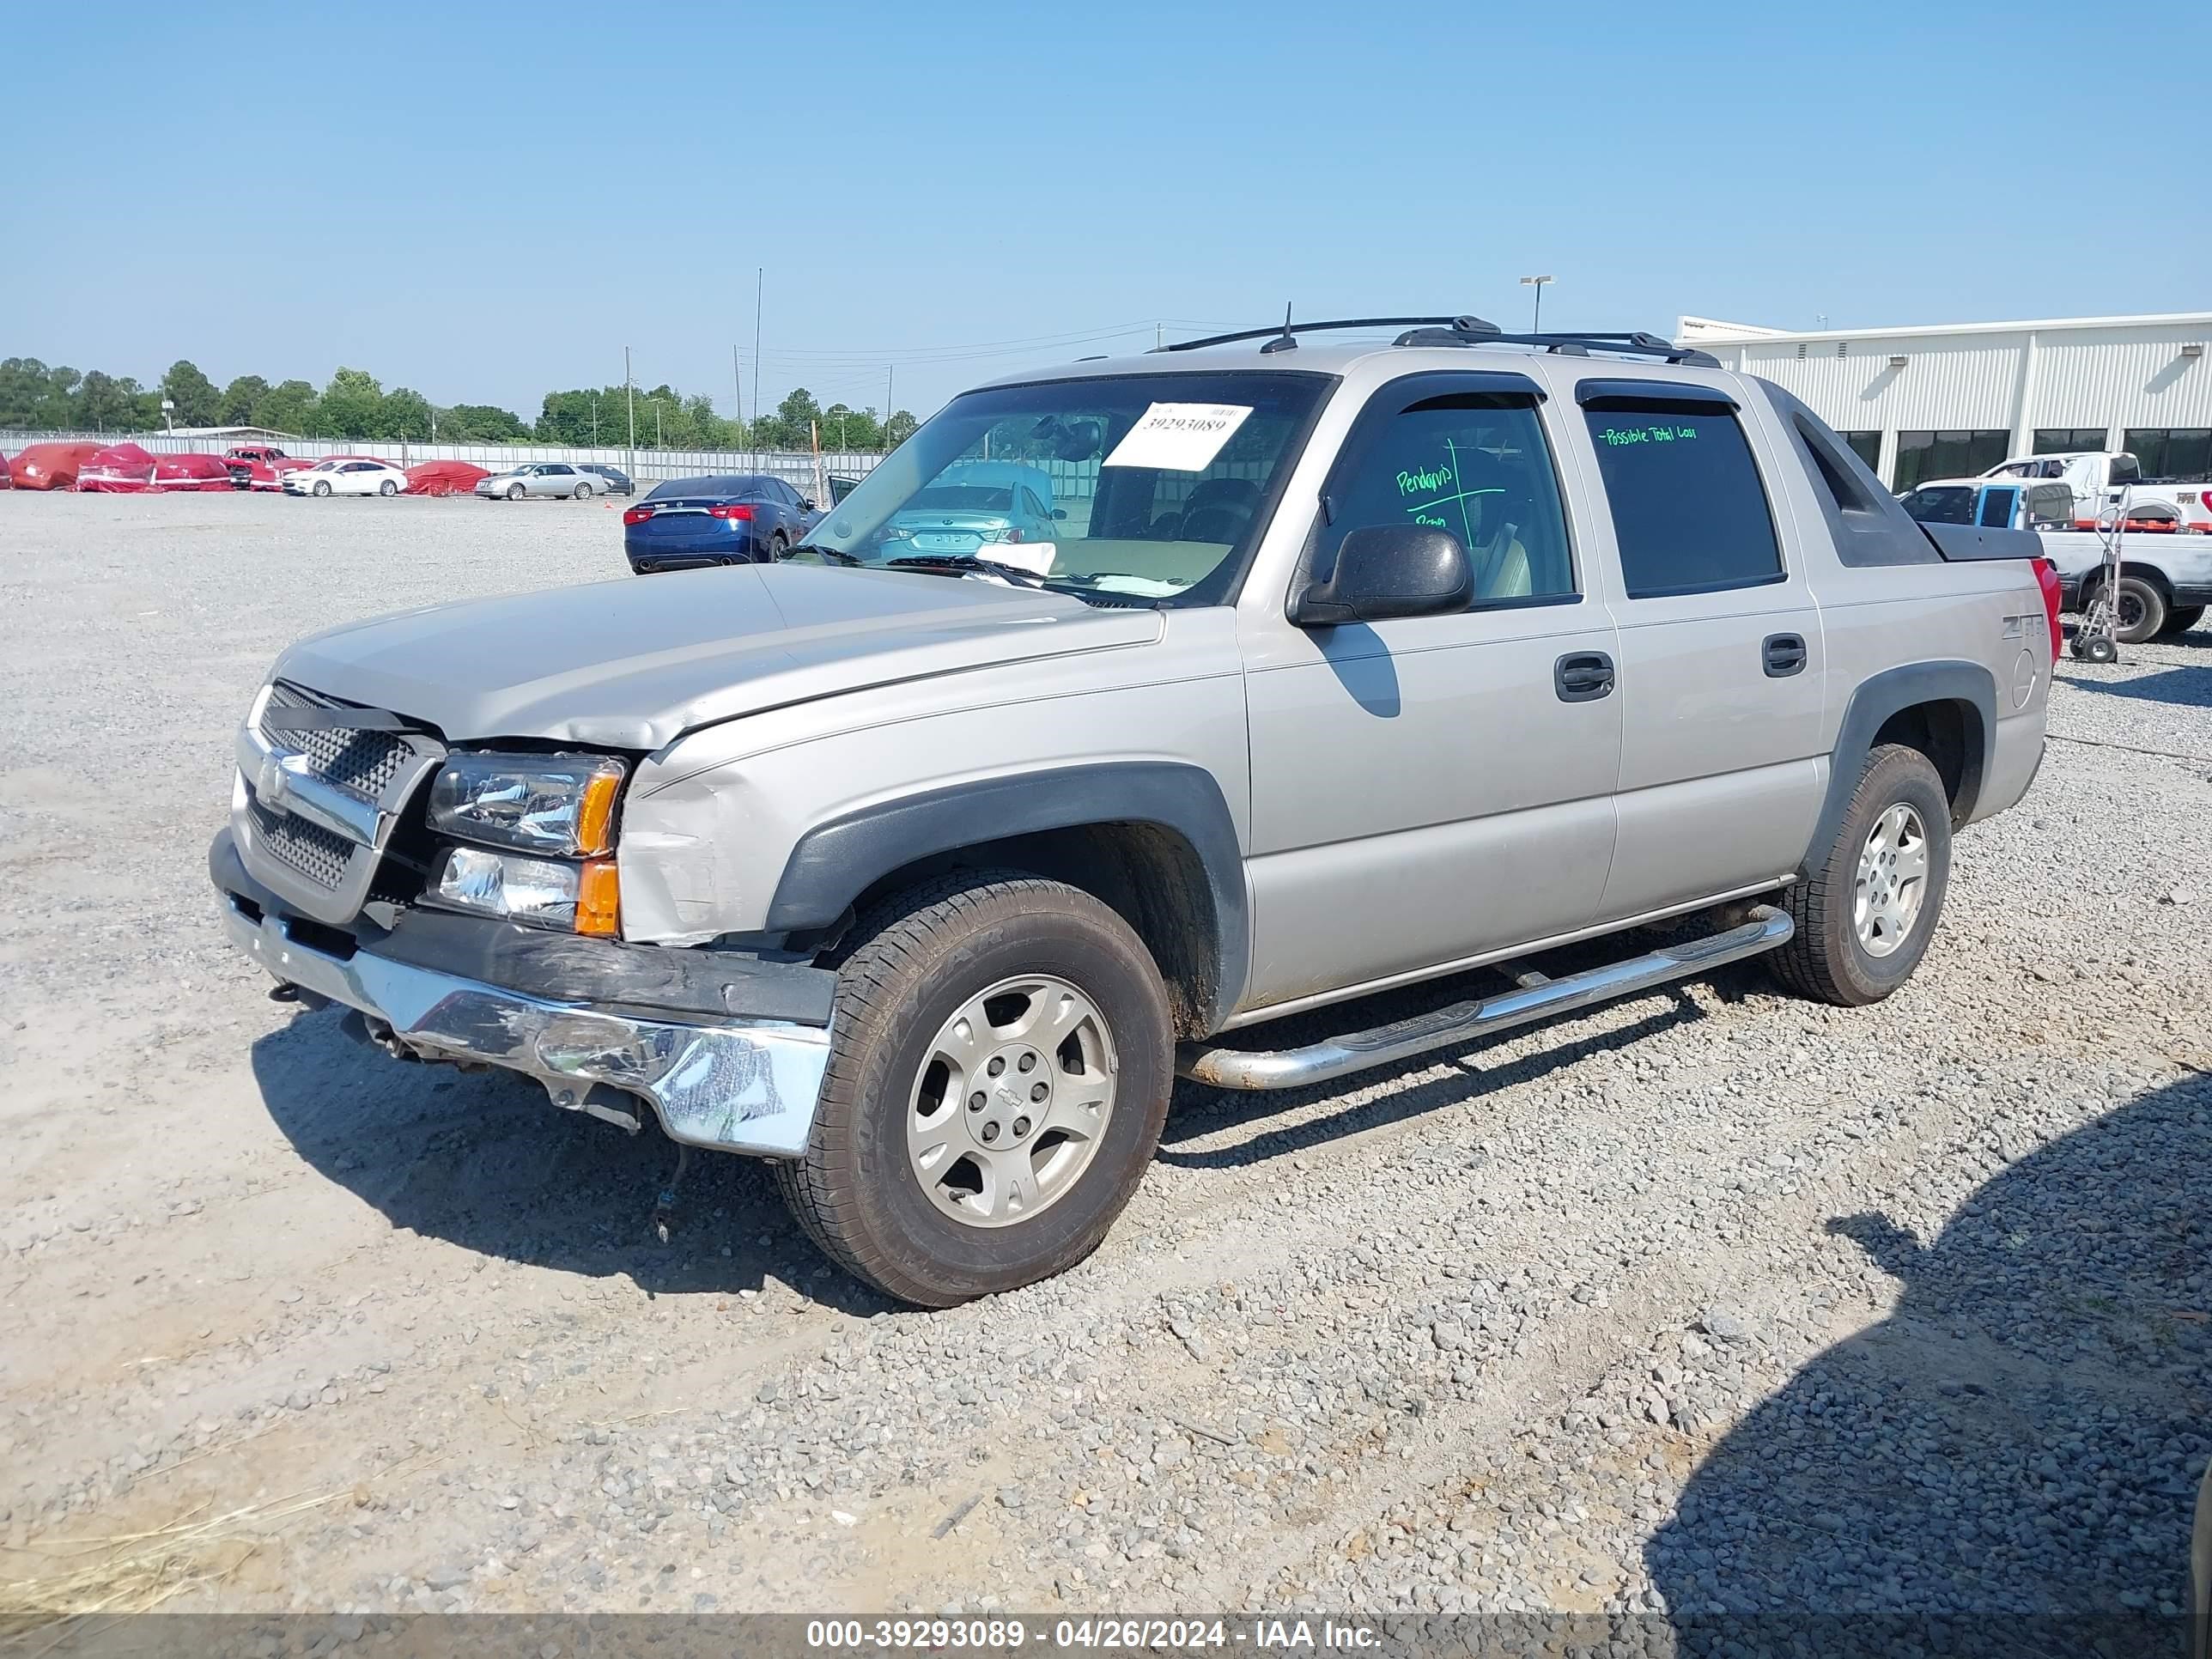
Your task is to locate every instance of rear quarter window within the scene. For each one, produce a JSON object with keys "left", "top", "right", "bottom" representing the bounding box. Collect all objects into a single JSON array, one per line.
[{"left": 1583, "top": 404, "right": 1782, "bottom": 599}]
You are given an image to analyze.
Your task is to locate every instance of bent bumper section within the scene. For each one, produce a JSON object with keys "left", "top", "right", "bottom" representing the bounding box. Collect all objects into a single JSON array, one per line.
[{"left": 210, "top": 830, "right": 833, "bottom": 1158}]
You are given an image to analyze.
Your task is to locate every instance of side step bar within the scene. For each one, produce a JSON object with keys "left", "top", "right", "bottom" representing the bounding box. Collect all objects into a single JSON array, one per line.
[{"left": 1176, "top": 905, "right": 1794, "bottom": 1091}]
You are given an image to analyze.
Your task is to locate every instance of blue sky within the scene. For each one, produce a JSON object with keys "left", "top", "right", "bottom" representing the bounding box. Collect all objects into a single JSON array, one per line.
[{"left": 6, "top": 0, "right": 2206, "bottom": 423}]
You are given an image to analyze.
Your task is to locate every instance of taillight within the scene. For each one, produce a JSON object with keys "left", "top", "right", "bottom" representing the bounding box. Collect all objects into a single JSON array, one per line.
[
  {"left": 708, "top": 503, "right": 753, "bottom": 521},
  {"left": 2199, "top": 490, "right": 2212, "bottom": 513},
  {"left": 2032, "top": 556, "right": 2063, "bottom": 659},
  {"left": 622, "top": 506, "right": 653, "bottom": 526}
]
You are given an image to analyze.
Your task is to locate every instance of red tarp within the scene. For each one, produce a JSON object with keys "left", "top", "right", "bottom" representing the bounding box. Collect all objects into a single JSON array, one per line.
[
  {"left": 404, "top": 459, "right": 490, "bottom": 496},
  {"left": 10, "top": 441, "right": 100, "bottom": 490},
  {"left": 152, "top": 453, "right": 234, "bottom": 491},
  {"left": 77, "top": 442, "right": 159, "bottom": 492},
  {"left": 0, "top": 452, "right": 12, "bottom": 489}
]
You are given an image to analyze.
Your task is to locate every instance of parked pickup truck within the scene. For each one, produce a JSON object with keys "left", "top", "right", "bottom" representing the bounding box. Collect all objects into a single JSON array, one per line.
[
  {"left": 224, "top": 445, "right": 310, "bottom": 491},
  {"left": 210, "top": 314, "right": 2057, "bottom": 1305},
  {"left": 2037, "top": 528, "right": 2212, "bottom": 642},
  {"left": 1983, "top": 449, "right": 2212, "bottom": 532}
]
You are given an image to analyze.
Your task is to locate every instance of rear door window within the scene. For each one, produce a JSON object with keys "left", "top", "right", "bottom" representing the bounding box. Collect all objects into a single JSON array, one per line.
[{"left": 1582, "top": 398, "right": 1783, "bottom": 599}]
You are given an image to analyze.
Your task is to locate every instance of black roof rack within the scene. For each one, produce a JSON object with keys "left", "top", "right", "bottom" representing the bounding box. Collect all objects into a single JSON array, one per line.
[{"left": 1152, "top": 315, "right": 1718, "bottom": 368}]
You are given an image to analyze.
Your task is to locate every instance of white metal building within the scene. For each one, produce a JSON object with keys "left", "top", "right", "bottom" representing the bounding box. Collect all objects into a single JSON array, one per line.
[{"left": 1677, "top": 311, "right": 2212, "bottom": 490}]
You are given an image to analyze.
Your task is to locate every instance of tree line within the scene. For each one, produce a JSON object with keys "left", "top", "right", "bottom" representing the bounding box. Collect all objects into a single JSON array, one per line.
[{"left": 0, "top": 357, "right": 917, "bottom": 453}]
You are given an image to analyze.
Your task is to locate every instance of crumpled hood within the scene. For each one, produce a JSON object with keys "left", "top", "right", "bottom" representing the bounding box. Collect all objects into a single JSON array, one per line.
[{"left": 272, "top": 562, "right": 1163, "bottom": 750}]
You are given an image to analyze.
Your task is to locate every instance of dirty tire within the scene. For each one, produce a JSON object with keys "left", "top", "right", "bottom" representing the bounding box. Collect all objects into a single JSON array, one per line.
[
  {"left": 775, "top": 872, "right": 1173, "bottom": 1307},
  {"left": 1769, "top": 744, "right": 1952, "bottom": 1007},
  {"left": 2155, "top": 604, "right": 2204, "bottom": 641}
]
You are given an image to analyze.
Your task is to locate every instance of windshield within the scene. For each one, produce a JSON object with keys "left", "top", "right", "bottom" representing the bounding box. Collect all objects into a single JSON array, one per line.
[
  {"left": 1902, "top": 485, "right": 1976, "bottom": 525},
  {"left": 790, "top": 371, "right": 1328, "bottom": 605}
]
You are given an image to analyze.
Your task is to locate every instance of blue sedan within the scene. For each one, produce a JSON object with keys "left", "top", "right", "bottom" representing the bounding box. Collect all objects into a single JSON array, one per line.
[{"left": 623, "top": 474, "right": 822, "bottom": 574}]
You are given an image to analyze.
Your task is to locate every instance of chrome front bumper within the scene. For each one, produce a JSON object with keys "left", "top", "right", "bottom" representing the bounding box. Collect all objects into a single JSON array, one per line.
[{"left": 219, "top": 896, "right": 832, "bottom": 1158}]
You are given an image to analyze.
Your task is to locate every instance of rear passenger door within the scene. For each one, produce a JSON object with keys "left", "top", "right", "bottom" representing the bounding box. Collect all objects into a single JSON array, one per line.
[{"left": 1570, "top": 379, "right": 1826, "bottom": 921}]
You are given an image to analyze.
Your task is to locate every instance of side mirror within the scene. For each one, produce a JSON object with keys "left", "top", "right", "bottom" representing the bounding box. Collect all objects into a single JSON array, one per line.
[
  {"left": 800, "top": 497, "right": 817, "bottom": 511},
  {"left": 1051, "top": 507, "right": 1067, "bottom": 521},
  {"left": 1291, "top": 525, "right": 1473, "bottom": 626}
]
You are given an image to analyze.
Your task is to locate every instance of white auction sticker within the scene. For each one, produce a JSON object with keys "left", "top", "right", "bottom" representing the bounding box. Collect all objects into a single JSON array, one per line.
[
  {"left": 1102, "top": 403, "right": 1254, "bottom": 472},
  {"left": 987, "top": 540, "right": 1055, "bottom": 576}
]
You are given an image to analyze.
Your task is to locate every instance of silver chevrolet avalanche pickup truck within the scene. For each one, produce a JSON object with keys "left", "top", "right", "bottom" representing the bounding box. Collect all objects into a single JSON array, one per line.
[{"left": 211, "top": 314, "right": 2059, "bottom": 1306}]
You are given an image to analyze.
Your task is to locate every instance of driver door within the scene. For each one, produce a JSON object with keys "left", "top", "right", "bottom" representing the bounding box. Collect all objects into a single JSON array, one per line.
[{"left": 1239, "top": 371, "right": 1623, "bottom": 1012}]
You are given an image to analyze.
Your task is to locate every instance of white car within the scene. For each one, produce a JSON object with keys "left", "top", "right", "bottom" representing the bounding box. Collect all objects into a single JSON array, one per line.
[{"left": 283, "top": 459, "right": 410, "bottom": 498}]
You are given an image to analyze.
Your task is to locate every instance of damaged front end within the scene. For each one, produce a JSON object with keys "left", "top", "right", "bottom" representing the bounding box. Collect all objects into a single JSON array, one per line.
[{"left": 211, "top": 679, "right": 836, "bottom": 1159}]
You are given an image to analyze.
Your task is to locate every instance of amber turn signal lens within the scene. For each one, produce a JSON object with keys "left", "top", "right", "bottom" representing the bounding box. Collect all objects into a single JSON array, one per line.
[
  {"left": 576, "top": 769, "right": 623, "bottom": 856},
  {"left": 574, "top": 859, "right": 621, "bottom": 937}
]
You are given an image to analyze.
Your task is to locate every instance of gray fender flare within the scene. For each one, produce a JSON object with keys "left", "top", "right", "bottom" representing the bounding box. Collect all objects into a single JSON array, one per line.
[
  {"left": 1806, "top": 660, "right": 1996, "bottom": 871},
  {"left": 765, "top": 762, "right": 1249, "bottom": 1027}
]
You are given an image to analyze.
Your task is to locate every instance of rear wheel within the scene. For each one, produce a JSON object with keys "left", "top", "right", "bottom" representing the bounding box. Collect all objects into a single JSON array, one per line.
[
  {"left": 378, "top": 478, "right": 398, "bottom": 496},
  {"left": 574, "top": 482, "right": 593, "bottom": 500},
  {"left": 2109, "top": 574, "right": 2168, "bottom": 644},
  {"left": 765, "top": 532, "right": 788, "bottom": 561},
  {"left": 2154, "top": 605, "right": 2204, "bottom": 641},
  {"left": 1769, "top": 744, "right": 1952, "bottom": 1007},
  {"left": 775, "top": 873, "right": 1173, "bottom": 1307}
]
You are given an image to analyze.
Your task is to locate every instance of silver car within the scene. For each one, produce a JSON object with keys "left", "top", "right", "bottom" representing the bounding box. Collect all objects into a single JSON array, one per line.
[{"left": 474, "top": 462, "right": 604, "bottom": 501}]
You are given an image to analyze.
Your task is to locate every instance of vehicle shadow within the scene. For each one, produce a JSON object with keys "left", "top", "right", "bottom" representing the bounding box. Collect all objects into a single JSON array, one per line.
[
  {"left": 1644, "top": 1072, "right": 2211, "bottom": 1656},
  {"left": 2055, "top": 666, "right": 2212, "bottom": 708},
  {"left": 248, "top": 1010, "right": 891, "bottom": 1315}
]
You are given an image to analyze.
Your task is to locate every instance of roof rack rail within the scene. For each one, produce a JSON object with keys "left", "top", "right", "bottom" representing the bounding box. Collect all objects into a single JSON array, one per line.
[
  {"left": 1152, "top": 315, "right": 1498, "bottom": 353},
  {"left": 1153, "top": 316, "right": 1718, "bottom": 368},
  {"left": 1487, "top": 330, "right": 1723, "bottom": 368}
]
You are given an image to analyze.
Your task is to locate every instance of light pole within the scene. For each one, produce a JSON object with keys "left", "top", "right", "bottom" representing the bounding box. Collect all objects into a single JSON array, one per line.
[
  {"left": 653, "top": 399, "right": 664, "bottom": 449},
  {"left": 1520, "top": 275, "right": 1554, "bottom": 332},
  {"left": 623, "top": 347, "right": 635, "bottom": 481},
  {"left": 590, "top": 392, "right": 599, "bottom": 447}
]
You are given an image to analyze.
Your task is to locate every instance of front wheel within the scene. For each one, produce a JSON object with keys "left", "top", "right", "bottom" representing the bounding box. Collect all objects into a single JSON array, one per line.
[
  {"left": 1769, "top": 744, "right": 1952, "bottom": 1006},
  {"left": 775, "top": 873, "right": 1173, "bottom": 1307},
  {"left": 312, "top": 480, "right": 331, "bottom": 497},
  {"left": 507, "top": 483, "right": 526, "bottom": 501}
]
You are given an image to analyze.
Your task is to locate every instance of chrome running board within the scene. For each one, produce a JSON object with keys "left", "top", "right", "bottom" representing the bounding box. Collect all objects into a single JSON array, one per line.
[{"left": 1176, "top": 905, "right": 1794, "bottom": 1091}]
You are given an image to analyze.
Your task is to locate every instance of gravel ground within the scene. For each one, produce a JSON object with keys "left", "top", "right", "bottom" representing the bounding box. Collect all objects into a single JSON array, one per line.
[{"left": 2, "top": 489, "right": 2207, "bottom": 1638}]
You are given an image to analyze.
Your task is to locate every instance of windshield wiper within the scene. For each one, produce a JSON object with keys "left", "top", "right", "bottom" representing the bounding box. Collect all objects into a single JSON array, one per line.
[
  {"left": 791, "top": 544, "right": 862, "bottom": 565},
  {"left": 883, "top": 554, "right": 1046, "bottom": 586}
]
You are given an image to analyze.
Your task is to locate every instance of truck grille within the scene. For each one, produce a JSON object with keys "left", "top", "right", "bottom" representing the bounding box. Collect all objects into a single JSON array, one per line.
[
  {"left": 246, "top": 798, "right": 354, "bottom": 891},
  {"left": 235, "top": 683, "right": 445, "bottom": 923},
  {"left": 261, "top": 682, "right": 411, "bottom": 800}
]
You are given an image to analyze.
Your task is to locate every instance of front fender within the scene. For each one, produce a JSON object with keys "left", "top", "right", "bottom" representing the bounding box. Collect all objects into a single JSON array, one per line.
[{"left": 766, "top": 762, "right": 1249, "bottom": 1023}]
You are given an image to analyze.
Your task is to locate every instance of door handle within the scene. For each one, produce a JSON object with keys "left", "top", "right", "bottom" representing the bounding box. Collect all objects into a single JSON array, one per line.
[
  {"left": 1554, "top": 651, "right": 1615, "bottom": 702},
  {"left": 1763, "top": 633, "right": 1808, "bottom": 678}
]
